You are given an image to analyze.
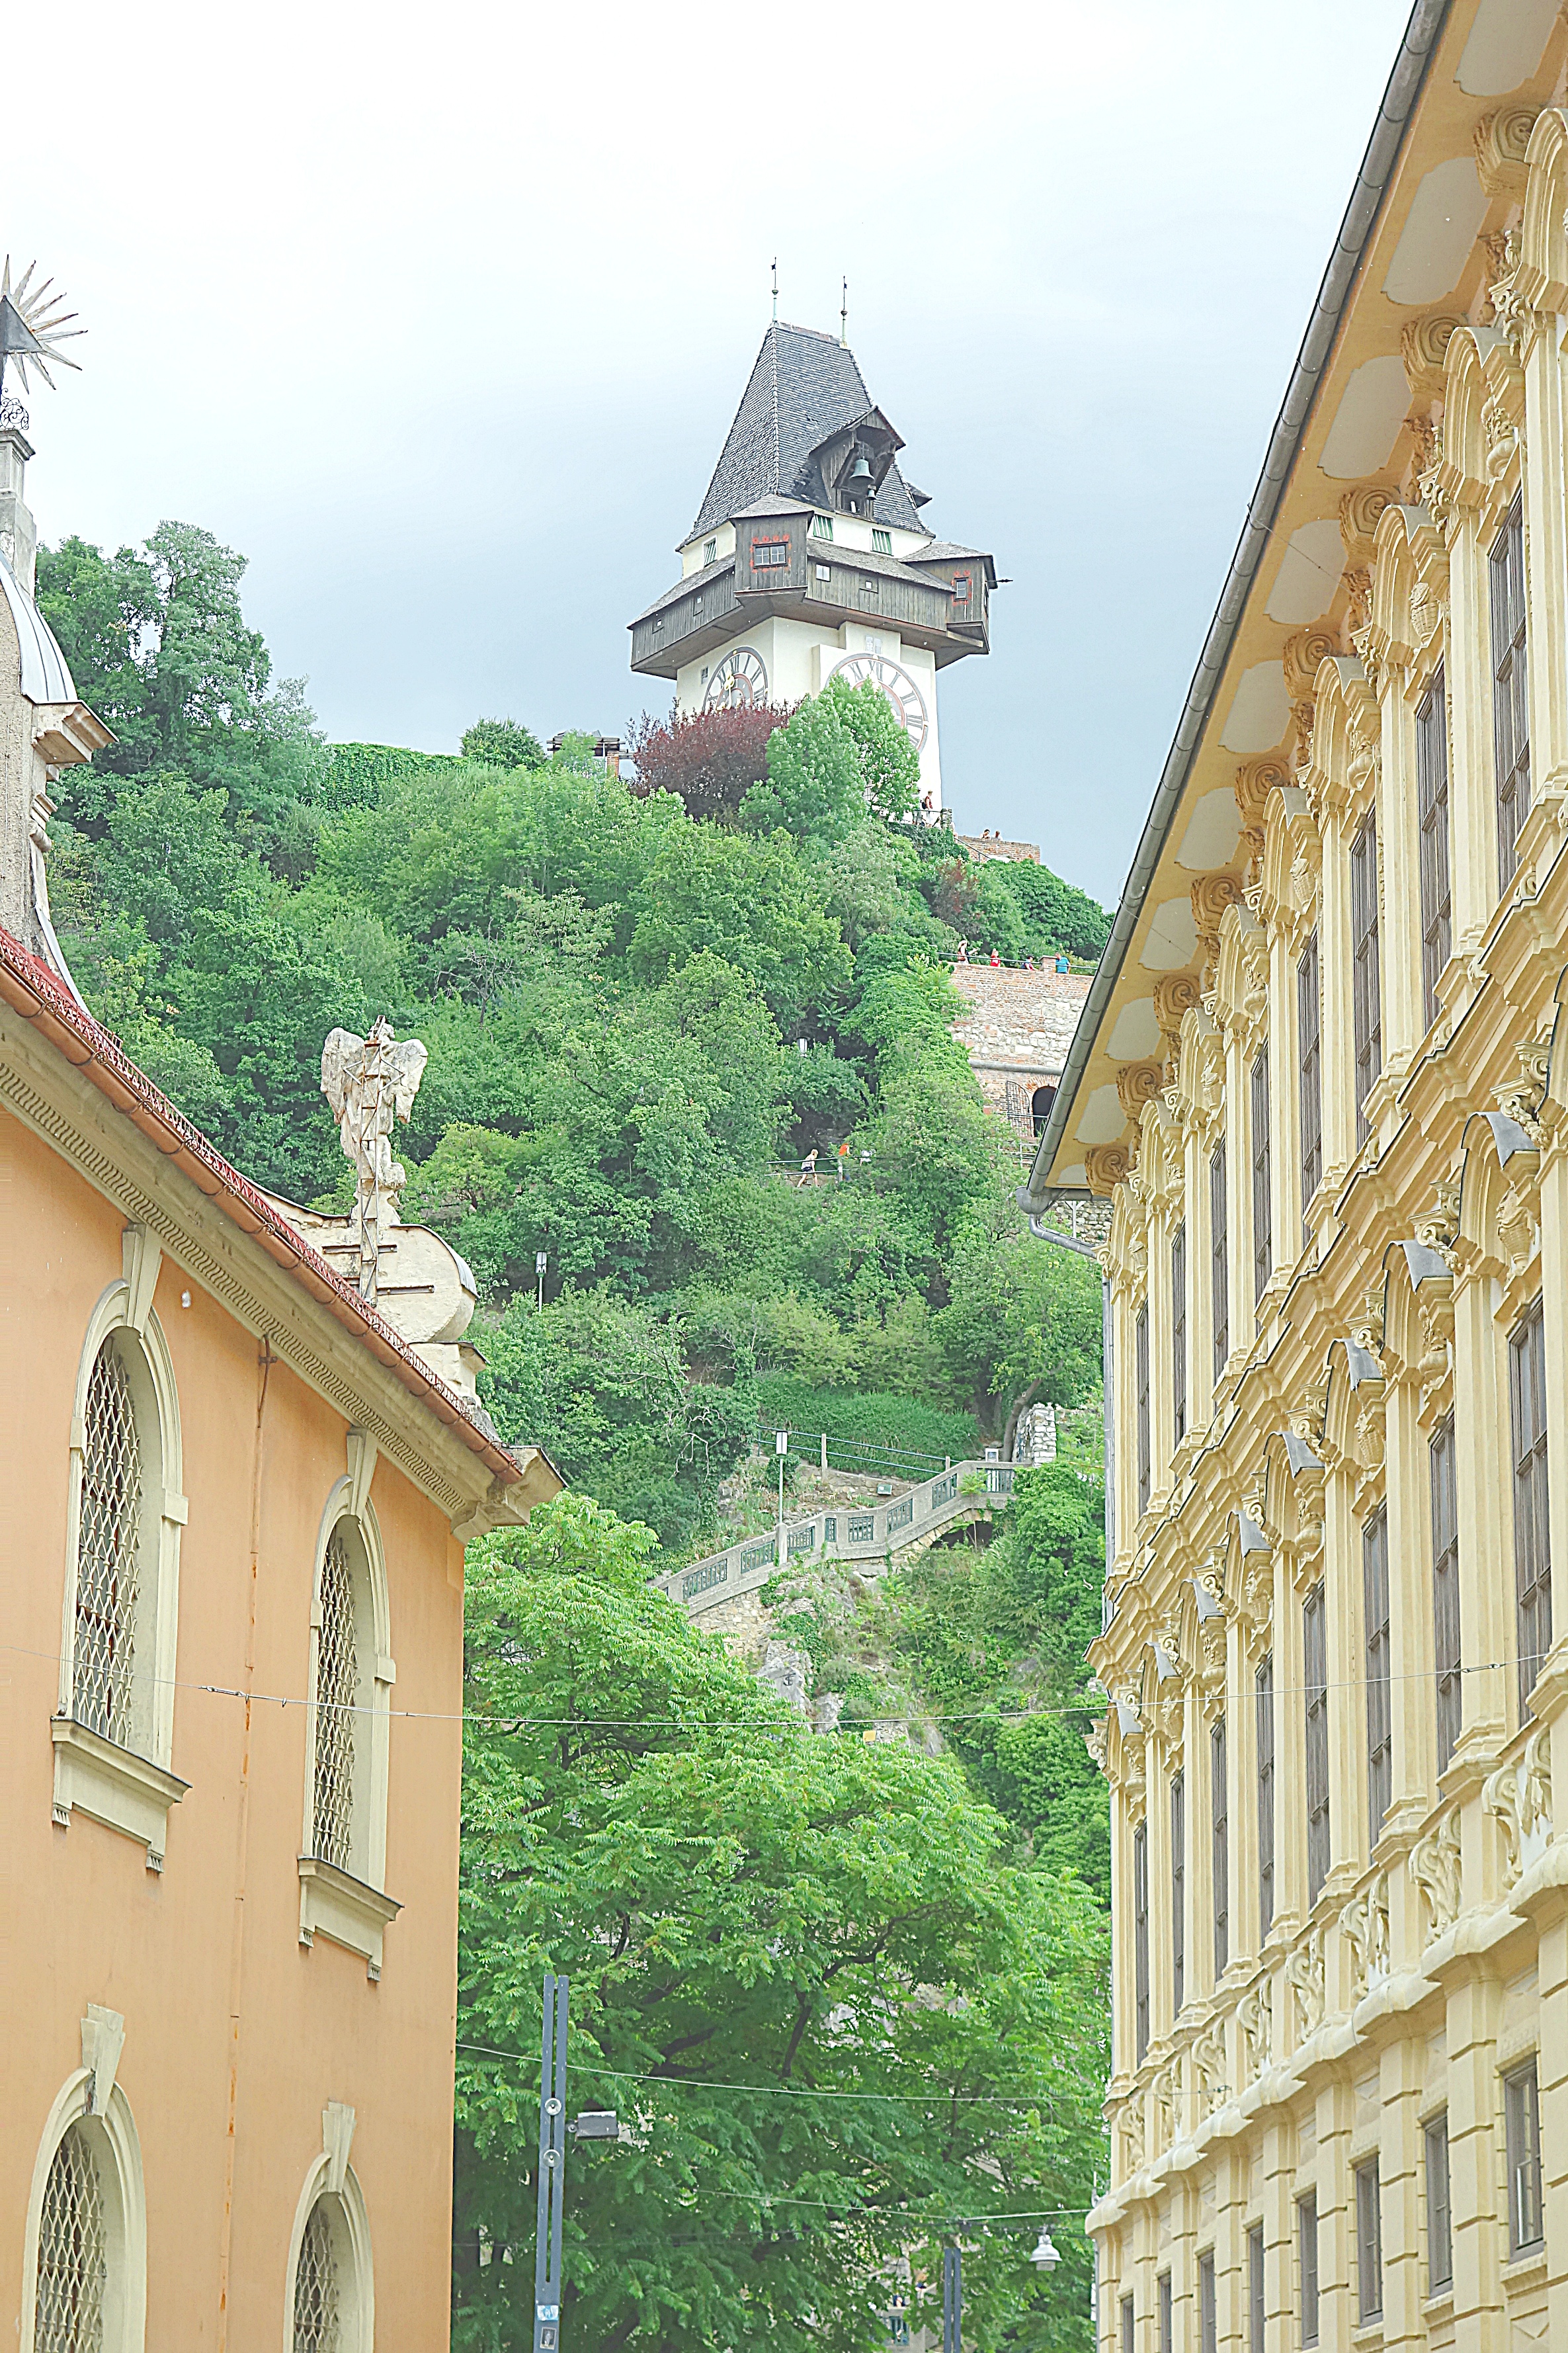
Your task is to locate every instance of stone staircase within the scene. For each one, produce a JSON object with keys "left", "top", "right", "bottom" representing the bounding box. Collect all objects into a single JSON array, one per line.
[{"left": 658, "top": 1460, "right": 1018, "bottom": 1618}]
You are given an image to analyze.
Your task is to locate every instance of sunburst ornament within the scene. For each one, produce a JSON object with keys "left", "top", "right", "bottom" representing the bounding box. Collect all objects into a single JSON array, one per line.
[{"left": 0, "top": 257, "right": 85, "bottom": 404}]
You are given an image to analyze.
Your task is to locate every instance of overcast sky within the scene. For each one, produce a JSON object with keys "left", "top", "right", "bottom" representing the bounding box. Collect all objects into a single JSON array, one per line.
[{"left": 10, "top": 0, "right": 1412, "bottom": 906}]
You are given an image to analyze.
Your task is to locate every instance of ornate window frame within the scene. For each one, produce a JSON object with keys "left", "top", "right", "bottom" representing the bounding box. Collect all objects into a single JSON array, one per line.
[
  {"left": 53, "top": 1226, "right": 188, "bottom": 1869},
  {"left": 284, "top": 2104, "right": 374, "bottom": 2353},
  {"left": 298, "top": 1434, "right": 401, "bottom": 1975},
  {"left": 21, "top": 2007, "right": 146, "bottom": 2353}
]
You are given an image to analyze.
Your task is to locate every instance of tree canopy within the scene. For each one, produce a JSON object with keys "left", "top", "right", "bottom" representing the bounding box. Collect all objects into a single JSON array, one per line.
[{"left": 455, "top": 1495, "right": 1106, "bottom": 2353}]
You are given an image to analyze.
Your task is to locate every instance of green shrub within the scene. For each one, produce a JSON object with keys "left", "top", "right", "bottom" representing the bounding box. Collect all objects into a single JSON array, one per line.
[{"left": 753, "top": 1375, "right": 980, "bottom": 1468}]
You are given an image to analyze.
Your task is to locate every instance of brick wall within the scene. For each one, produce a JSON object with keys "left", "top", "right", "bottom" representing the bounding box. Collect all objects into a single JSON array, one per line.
[{"left": 950, "top": 962, "right": 1091, "bottom": 1129}]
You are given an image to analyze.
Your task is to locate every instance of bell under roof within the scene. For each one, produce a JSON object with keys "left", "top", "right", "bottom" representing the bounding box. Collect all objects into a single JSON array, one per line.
[{"left": 688, "top": 321, "right": 927, "bottom": 542}]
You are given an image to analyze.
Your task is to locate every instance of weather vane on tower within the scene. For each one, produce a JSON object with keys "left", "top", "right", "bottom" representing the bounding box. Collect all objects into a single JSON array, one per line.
[{"left": 0, "top": 258, "right": 85, "bottom": 429}]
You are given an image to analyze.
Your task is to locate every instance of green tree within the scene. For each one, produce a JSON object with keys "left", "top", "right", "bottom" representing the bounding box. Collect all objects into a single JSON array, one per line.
[
  {"left": 745, "top": 678, "right": 921, "bottom": 839},
  {"left": 455, "top": 1494, "right": 1107, "bottom": 2352},
  {"left": 37, "top": 524, "right": 321, "bottom": 861},
  {"left": 934, "top": 1215, "right": 1103, "bottom": 1450},
  {"left": 886, "top": 1465, "right": 1109, "bottom": 1897},
  {"left": 461, "top": 716, "right": 546, "bottom": 769}
]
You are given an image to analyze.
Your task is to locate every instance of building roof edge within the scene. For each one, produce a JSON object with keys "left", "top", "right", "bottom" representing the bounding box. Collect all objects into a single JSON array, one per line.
[
  {"left": 0, "top": 926, "right": 551, "bottom": 1496},
  {"left": 1019, "top": 0, "right": 1452, "bottom": 1217}
]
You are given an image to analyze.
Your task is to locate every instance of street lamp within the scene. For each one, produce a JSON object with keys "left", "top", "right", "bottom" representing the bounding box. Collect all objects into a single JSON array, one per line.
[
  {"left": 536, "top": 1250, "right": 548, "bottom": 1312},
  {"left": 775, "top": 1430, "right": 789, "bottom": 1567},
  {"left": 1028, "top": 2227, "right": 1062, "bottom": 2272}
]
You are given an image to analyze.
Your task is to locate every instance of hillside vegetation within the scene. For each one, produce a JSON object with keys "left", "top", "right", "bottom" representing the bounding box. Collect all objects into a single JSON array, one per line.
[
  {"left": 40, "top": 522, "right": 1116, "bottom": 2348},
  {"left": 40, "top": 521, "right": 1110, "bottom": 1554}
]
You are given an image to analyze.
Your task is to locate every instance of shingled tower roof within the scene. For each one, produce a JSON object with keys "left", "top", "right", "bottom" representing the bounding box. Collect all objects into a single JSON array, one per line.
[{"left": 688, "top": 321, "right": 926, "bottom": 541}]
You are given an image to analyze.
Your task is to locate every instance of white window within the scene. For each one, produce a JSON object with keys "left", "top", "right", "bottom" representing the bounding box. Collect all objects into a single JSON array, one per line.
[
  {"left": 54, "top": 1229, "right": 187, "bottom": 1870},
  {"left": 22, "top": 2021, "right": 146, "bottom": 2353},
  {"left": 299, "top": 1455, "right": 401, "bottom": 1974},
  {"left": 286, "top": 2118, "right": 373, "bottom": 2353}
]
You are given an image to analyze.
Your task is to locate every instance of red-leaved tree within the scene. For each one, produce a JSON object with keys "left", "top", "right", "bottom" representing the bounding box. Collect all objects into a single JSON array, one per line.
[{"left": 626, "top": 702, "right": 793, "bottom": 824}]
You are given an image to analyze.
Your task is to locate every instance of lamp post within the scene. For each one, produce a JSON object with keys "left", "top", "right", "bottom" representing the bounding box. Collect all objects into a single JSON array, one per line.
[
  {"left": 532, "top": 1973, "right": 620, "bottom": 2353},
  {"left": 776, "top": 1430, "right": 788, "bottom": 1568},
  {"left": 942, "top": 2246, "right": 962, "bottom": 2353},
  {"left": 536, "top": 1250, "right": 548, "bottom": 1312}
]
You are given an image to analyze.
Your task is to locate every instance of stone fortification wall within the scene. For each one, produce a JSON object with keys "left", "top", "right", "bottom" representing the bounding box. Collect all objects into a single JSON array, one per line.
[
  {"left": 954, "top": 830, "right": 1039, "bottom": 864},
  {"left": 949, "top": 962, "right": 1091, "bottom": 1129}
]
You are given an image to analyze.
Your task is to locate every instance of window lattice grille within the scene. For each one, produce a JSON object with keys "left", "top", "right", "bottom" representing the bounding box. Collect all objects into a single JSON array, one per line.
[
  {"left": 35, "top": 2125, "right": 106, "bottom": 2353},
  {"left": 75, "top": 1342, "right": 144, "bottom": 1745},
  {"left": 312, "top": 1529, "right": 359, "bottom": 1869},
  {"left": 293, "top": 2201, "right": 342, "bottom": 2353}
]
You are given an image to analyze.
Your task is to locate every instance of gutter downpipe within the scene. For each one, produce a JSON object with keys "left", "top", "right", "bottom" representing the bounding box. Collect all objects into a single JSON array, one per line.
[{"left": 1017, "top": 0, "right": 1452, "bottom": 1228}]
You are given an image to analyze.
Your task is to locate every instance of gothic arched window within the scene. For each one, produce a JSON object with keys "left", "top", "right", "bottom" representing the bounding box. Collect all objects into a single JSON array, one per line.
[
  {"left": 55, "top": 1238, "right": 186, "bottom": 1871},
  {"left": 35, "top": 2125, "right": 106, "bottom": 2352},
  {"left": 299, "top": 1487, "right": 398, "bottom": 1973},
  {"left": 74, "top": 1341, "right": 145, "bottom": 1748}
]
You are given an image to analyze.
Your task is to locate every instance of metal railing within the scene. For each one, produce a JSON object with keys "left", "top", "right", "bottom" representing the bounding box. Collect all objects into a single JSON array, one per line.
[{"left": 660, "top": 1459, "right": 1017, "bottom": 1615}]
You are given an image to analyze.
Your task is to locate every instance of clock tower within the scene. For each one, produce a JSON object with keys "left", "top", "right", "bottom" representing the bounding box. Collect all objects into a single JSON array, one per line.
[{"left": 628, "top": 320, "right": 995, "bottom": 814}]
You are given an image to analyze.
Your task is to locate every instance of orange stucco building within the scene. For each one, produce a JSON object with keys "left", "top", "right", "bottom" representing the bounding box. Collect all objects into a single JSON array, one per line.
[{"left": 0, "top": 417, "right": 556, "bottom": 2347}]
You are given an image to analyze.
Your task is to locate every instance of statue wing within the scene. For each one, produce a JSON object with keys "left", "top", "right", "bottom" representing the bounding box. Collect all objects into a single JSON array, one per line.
[
  {"left": 321, "top": 1028, "right": 364, "bottom": 1123},
  {"left": 391, "top": 1038, "right": 429, "bottom": 1121}
]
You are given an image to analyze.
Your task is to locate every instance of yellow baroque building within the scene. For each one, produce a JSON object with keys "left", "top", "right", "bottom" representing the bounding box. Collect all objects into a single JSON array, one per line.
[{"left": 1023, "top": 5, "right": 1568, "bottom": 2347}]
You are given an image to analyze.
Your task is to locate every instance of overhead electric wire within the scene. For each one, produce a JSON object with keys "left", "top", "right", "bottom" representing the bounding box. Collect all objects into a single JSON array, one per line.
[
  {"left": 456, "top": 2041, "right": 1061, "bottom": 2108},
  {"left": 0, "top": 1633, "right": 1522, "bottom": 1727}
]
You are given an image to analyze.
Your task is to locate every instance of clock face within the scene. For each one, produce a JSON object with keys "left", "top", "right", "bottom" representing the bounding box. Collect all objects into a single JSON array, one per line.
[
  {"left": 827, "top": 653, "right": 929, "bottom": 754},
  {"left": 703, "top": 647, "right": 768, "bottom": 711}
]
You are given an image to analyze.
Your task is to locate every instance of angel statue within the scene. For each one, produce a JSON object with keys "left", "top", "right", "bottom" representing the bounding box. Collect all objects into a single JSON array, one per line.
[{"left": 321, "top": 1019, "right": 429, "bottom": 1304}]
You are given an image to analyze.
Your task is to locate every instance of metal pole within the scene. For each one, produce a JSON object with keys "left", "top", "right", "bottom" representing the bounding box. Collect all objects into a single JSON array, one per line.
[
  {"left": 534, "top": 1974, "right": 569, "bottom": 2353},
  {"left": 942, "top": 2245, "right": 962, "bottom": 2353}
]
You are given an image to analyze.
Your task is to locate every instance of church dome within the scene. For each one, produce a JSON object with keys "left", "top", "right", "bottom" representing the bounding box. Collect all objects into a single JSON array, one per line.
[{"left": 0, "top": 548, "right": 79, "bottom": 705}]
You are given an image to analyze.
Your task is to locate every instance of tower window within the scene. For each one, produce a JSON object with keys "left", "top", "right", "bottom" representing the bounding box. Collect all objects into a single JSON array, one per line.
[
  {"left": 860, "top": 576, "right": 880, "bottom": 605},
  {"left": 810, "top": 513, "right": 834, "bottom": 540},
  {"left": 952, "top": 570, "right": 972, "bottom": 604},
  {"left": 703, "top": 538, "right": 717, "bottom": 566},
  {"left": 751, "top": 538, "right": 789, "bottom": 571},
  {"left": 872, "top": 527, "right": 892, "bottom": 554}
]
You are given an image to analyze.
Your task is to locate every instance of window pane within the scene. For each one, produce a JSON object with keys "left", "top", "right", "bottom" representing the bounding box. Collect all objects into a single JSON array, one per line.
[
  {"left": 1134, "top": 1820, "right": 1150, "bottom": 2063},
  {"left": 294, "top": 2198, "right": 343, "bottom": 2352},
  {"left": 36, "top": 2125, "right": 107, "bottom": 2352},
  {"left": 1120, "top": 2294, "right": 1134, "bottom": 2353},
  {"left": 1172, "top": 1222, "right": 1187, "bottom": 1446},
  {"left": 1212, "top": 1713, "right": 1229, "bottom": 1981},
  {"left": 1198, "top": 2250, "right": 1216, "bottom": 2353},
  {"left": 1257, "top": 1656, "right": 1275, "bottom": 1939},
  {"left": 1210, "top": 1140, "right": 1229, "bottom": 1381},
  {"left": 1430, "top": 1414, "right": 1462, "bottom": 1771},
  {"left": 1171, "top": 1770, "right": 1186, "bottom": 2017},
  {"left": 1417, "top": 665, "right": 1451, "bottom": 1027},
  {"left": 313, "top": 1526, "right": 360, "bottom": 1869},
  {"left": 1426, "top": 2115, "right": 1452, "bottom": 2291},
  {"left": 1350, "top": 816, "right": 1382, "bottom": 1144},
  {"left": 1356, "top": 2163, "right": 1383, "bottom": 2321},
  {"left": 1509, "top": 1298, "right": 1551, "bottom": 1716},
  {"left": 1490, "top": 493, "right": 1530, "bottom": 887},
  {"left": 1506, "top": 2061, "right": 1543, "bottom": 2250},
  {"left": 1248, "top": 2224, "right": 1265, "bottom": 2353},
  {"left": 1135, "top": 1299, "right": 1151, "bottom": 1515},
  {"left": 1300, "top": 2193, "right": 1319, "bottom": 2344},
  {"left": 1158, "top": 2270, "right": 1173, "bottom": 2353},
  {"left": 1251, "top": 1048, "right": 1272, "bottom": 1304},
  {"left": 1364, "top": 1506, "right": 1392, "bottom": 1845},
  {"left": 1305, "top": 1584, "right": 1331, "bottom": 1906},
  {"left": 75, "top": 1338, "right": 145, "bottom": 1746},
  {"left": 1298, "top": 931, "right": 1321, "bottom": 1229}
]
